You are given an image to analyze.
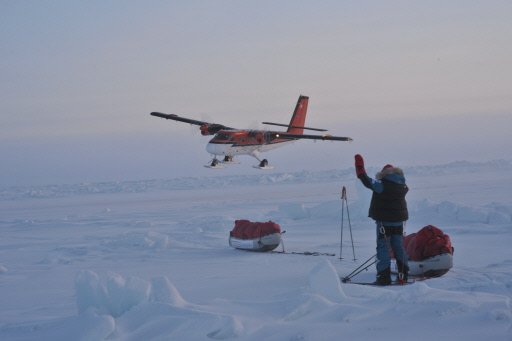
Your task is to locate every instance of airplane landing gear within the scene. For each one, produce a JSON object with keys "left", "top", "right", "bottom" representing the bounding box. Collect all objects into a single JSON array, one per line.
[
  {"left": 204, "top": 158, "right": 223, "bottom": 169},
  {"left": 259, "top": 159, "right": 268, "bottom": 168},
  {"left": 205, "top": 155, "right": 238, "bottom": 168},
  {"left": 253, "top": 158, "right": 273, "bottom": 170},
  {"left": 249, "top": 152, "right": 273, "bottom": 170}
]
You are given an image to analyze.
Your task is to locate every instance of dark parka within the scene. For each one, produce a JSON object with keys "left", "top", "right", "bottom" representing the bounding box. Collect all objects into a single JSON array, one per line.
[{"left": 358, "top": 167, "right": 409, "bottom": 223}]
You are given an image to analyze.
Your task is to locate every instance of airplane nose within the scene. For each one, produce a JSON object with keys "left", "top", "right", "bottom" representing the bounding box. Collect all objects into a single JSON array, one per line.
[{"left": 206, "top": 143, "right": 226, "bottom": 155}]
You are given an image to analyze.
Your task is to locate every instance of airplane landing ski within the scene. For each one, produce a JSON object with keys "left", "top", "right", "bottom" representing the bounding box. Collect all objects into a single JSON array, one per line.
[
  {"left": 205, "top": 158, "right": 224, "bottom": 169},
  {"left": 253, "top": 165, "right": 274, "bottom": 170}
]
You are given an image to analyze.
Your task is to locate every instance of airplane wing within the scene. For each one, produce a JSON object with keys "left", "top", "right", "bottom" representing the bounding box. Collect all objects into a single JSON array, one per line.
[
  {"left": 150, "top": 112, "right": 234, "bottom": 135},
  {"left": 275, "top": 132, "right": 353, "bottom": 142}
]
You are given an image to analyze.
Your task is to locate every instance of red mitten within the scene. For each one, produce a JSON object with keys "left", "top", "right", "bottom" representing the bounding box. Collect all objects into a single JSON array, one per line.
[{"left": 354, "top": 154, "right": 366, "bottom": 177}]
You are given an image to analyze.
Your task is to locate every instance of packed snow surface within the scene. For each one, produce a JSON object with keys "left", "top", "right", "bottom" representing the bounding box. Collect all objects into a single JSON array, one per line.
[{"left": 1, "top": 160, "right": 511, "bottom": 340}]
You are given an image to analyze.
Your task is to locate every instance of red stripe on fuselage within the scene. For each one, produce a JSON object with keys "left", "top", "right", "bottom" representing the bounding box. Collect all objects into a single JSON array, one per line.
[{"left": 208, "top": 130, "right": 296, "bottom": 146}]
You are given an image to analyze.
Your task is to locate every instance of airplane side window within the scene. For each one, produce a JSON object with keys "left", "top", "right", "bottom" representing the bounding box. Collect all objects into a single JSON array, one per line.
[{"left": 217, "top": 133, "right": 231, "bottom": 140}]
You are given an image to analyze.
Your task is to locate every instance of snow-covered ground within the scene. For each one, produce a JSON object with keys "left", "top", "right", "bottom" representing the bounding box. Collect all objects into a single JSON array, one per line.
[{"left": 1, "top": 160, "right": 511, "bottom": 340}]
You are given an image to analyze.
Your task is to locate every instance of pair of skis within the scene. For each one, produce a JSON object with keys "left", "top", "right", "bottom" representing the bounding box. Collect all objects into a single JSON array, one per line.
[
  {"left": 340, "top": 253, "right": 429, "bottom": 286},
  {"left": 342, "top": 278, "right": 418, "bottom": 286}
]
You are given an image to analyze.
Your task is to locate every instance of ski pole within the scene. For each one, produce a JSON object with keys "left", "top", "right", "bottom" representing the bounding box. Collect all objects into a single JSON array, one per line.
[
  {"left": 340, "top": 186, "right": 356, "bottom": 261},
  {"left": 342, "top": 259, "right": 376, "bottom": 282},
  {"left": 342, "top": 186, "right": 356, "bottom": 261},
  {"left": 339, "top": 186, "right": 345, "bottom": 260}
]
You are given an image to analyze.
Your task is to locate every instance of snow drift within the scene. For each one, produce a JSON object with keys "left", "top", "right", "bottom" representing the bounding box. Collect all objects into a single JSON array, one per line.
[{"left": 1, "top": 160, "right": 511, "bottom": 340}]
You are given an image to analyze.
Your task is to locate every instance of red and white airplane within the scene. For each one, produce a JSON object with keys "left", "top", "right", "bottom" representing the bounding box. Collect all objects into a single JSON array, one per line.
[{"left": 150, "top": 95, "right": 352, "bottom": 169}]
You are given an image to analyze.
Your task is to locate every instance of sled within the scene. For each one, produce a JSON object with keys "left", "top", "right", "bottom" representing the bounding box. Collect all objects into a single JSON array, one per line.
[
  {"left": 229, "top": 220, "right": 281, "bottom": 252},
  {"left": 229, "top": 234, "right": 281, "bottom": 252},
  {"left": 407, "top": 253, "right": 453, "bottom": 277},
  {"left": 404, "top": 225, "right": 454, "bottom": 277},
  {"left": 341, "top": 225, "right": 454, "bottom": 284}
]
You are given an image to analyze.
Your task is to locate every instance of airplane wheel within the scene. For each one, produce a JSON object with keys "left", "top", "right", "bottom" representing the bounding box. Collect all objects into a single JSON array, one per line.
[
  {"left": 259, "top": 159, "right": 268, "bottom": 167},
  {"left": 211, "top": 159, "right": 219, "bottom": 167},
  {"left": 224, "top": 156, "right": 233, "bottom": 162}
]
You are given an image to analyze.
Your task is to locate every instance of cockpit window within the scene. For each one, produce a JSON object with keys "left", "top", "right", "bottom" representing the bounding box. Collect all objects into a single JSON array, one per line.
[{"left": 216, "top": 133, "right": 232, "bottom": 140}]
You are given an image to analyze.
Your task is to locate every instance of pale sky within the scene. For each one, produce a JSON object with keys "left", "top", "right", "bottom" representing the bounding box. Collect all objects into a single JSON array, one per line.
[{"left": 1, "top": 1, "right": 511, "bottom": 186}]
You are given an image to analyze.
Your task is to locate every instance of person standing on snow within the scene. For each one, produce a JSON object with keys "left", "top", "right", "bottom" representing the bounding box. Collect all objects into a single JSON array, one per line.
[{"left": 354, "top": 154, "right": 409, "bottom": 285}]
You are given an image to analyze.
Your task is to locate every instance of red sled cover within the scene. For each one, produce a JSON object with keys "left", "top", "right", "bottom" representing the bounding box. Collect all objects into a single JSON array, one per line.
[
  {"left": 404, "top": 225, "right": 453, "bottom": 261},
  {"left": 230, "top": 220, "right": 281, "bottom": 240}
]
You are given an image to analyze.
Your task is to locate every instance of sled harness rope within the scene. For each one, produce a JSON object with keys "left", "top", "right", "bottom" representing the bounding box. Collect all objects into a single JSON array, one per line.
[
  {"left": 341, "top": 254, "right": 377, "bottom": 283},
  {"left": 272, "top": 231, "right": 335, "bottom": 256},
  {"left": 271, "top": 251, "right": 336, "bottom": 256},
  {"left": 340, "top": 186, "right": 356, "bottom": 261}
]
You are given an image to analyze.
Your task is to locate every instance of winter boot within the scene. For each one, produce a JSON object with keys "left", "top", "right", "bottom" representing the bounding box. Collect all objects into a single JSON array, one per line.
[
  {"left": 376, "top": 267, "right": 391, "bottom": 286},
  {"left": 396, "top": 261, "right": 409, "bottom": 283}
]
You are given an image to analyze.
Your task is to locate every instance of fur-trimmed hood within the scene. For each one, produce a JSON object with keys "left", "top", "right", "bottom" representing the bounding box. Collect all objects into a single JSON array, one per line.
[{"left": 376, "top": 166, "right": 405, "bottom": 181}]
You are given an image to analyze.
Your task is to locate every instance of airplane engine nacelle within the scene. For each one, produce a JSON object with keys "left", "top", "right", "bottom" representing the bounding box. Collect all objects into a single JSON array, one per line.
[
  {"left": 200, "top": 124, "right": 227, "bottom": 135},
  {"left": 264, "top": 132, "right": 276, "bottom": 142}
]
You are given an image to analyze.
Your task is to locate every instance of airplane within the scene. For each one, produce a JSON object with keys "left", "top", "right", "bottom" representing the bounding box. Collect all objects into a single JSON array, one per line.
[{"left": 150, "top": 95, "right": 352, "bottom": 169}]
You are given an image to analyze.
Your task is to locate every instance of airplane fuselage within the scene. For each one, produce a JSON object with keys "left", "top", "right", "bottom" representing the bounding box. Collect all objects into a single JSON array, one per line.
[{"left": 205, "top": 130, "right": 296, "bottom": 158}]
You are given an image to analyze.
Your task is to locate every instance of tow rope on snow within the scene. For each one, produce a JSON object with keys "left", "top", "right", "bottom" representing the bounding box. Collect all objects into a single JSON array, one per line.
[{"left": 270, "top": 250, "right": 335, "bottom": 256}]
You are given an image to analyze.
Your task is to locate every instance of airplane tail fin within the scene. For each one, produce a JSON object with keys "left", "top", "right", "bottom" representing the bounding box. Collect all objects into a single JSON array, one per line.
[{"left": 287, "top": 95, "right": 309, "bottom": 134}]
